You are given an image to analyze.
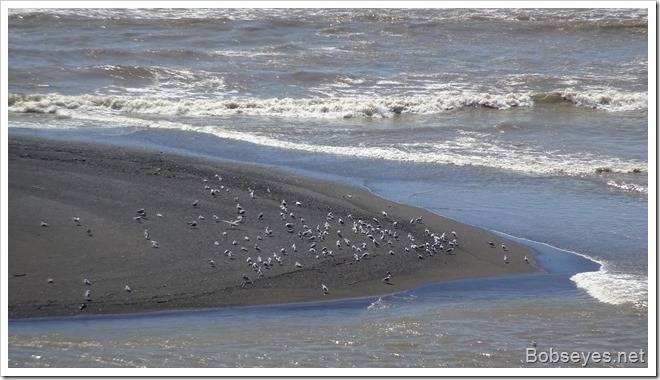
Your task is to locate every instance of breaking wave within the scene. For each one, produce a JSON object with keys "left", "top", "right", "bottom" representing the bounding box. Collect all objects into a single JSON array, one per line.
[
  {"left": 8, "top": 89, "right": 647, "bottom": 120},
  {"left": 571, "top": 269, "right": 648, "bottom": 309}
]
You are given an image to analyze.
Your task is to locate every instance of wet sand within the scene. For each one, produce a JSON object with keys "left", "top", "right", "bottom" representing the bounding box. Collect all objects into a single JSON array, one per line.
[{"left": 7, "top": 136, "right": 539, "bottom": 319}]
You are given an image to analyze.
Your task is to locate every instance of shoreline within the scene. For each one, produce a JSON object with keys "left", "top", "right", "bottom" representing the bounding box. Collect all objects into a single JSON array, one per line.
[{"left": 7, "top": 135, "right": 539, "bottom": 319}]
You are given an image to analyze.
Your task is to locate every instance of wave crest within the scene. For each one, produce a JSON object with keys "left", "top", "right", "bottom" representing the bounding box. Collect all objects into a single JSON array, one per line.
[{"left": 571, "top": 270, "right": 648, "bottom": 309}]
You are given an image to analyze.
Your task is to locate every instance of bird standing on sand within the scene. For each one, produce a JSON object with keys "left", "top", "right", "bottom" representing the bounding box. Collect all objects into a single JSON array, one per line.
[
  {"left": 84, "top": 278, "right": 91, "bottom": 286},
  {"left": 125, "top": 285, "right": 132, "bottom": 292},
  {"left": 524, "top": 255, "right": 530, "bottom": 263},
  {"left": 504, "top": 255, "right": 509, "bottom": 263},
  {"left": 382, "top": 272, "right": 392, "bottom": 283},
  {"left": 322, "top": 284, "right": 330, "bottom": 294}
]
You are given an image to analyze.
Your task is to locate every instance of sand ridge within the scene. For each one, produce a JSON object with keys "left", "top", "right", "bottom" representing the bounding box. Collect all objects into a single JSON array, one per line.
[{"left": 7, "top": 136, "right": 539, "bottom": 319}]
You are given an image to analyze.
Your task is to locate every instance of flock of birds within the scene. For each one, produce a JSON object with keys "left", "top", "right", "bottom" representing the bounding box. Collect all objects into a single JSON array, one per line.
[{"left": 38, "top": 170, "right": 528, "bottom": 313}]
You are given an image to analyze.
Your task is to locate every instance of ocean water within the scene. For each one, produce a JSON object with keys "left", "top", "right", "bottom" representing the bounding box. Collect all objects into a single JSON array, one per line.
[{"left": 5, "top": 6, "right": 652, "bottom": 371}]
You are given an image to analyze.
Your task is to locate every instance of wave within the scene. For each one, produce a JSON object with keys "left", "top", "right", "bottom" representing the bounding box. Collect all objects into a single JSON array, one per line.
[
  {"left": 606, "top": 180, "right": 648, "bottom": 195},
  {"left": 7, "top": 93, "right": 648, "bottom": 177},
  {"left": 8, "top": 90, "right": 647, "bottom": 122},
  {"left": 571, "top": 270, "right": 648, "bottom": 309}
]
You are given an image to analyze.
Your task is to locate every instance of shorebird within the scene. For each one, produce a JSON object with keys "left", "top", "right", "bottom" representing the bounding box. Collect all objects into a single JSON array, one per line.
[
  {"left": 488, "top": 241, "right": 496, "bottom": 247},
  {"left": 258, "top": 213, "right": 264, "bottom": 220},
  {"left": 40, "top": 222, "right": 50, "bottom": 227},
  {"left": 382, "top": 272, "right": 391, "bottom": 283},
  {"left": 79, "top": 303, "right": 86, "bottom": 311},
  {"left": 156, "top": 213, "right": 163, "bottom": 218},
  {"left": 209, "top": 259, "right": 216, "bottom": 267},
  {"left": 47, "top": 278, "right": 54, "bottom": 283},
  {"left": 73, "top": 217, "right": 81, "bottom": 226},
  {"left": 188, "top": 220, "right": 198, "bottom": 228},
  {"left": 192, "top": 200, "right": 199, "bottom": 207},
  {"left": 295, "top": 201, "right": 302, "bottom": 206},
  {"left": 85, "top": 289, "right": 92, "bottom": 301},
  {"left": 295, "top": 261, "right": 302, "bottom": 268},
  {"left": 84, "top": 278, "right": 91, "bottom": 286},
  {"left": 243, "top": 273, "right": 253, "bottom": 283},
  {"left": 151, "top": 240, "right": 159, "bottom": 248},
  {"left": 504, "top": 255, "right": 509, "bottom": 263},
  {"left": 322, "top": 284, "right": 330, "bottom": 294},
  {"left": 502, "top": 244, "right": 507, "bottom": 251},
  {"left": 144, "top": 229, "right": 150, "bottom": 240},
  {"left": 224, "top": 219, "right": 240, "bottom": 228},
  {"left": 381, "top": 211, "right": 388, "bottom": 218},
  {"left": 125, "top": 285, "right": 132, "bottom": 292},
  {"left": 524, "top": 255, "right": 530, "bottom": 263}
]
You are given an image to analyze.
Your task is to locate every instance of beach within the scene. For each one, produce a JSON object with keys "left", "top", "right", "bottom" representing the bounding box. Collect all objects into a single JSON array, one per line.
[{"left": 8, "top": 136, "right": 538, "bottom": 319}]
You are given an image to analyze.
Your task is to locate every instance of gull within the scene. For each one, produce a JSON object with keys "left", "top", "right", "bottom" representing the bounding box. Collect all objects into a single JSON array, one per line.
[
  {"left": 223, "top": 231, "right": 228, "bottom": 238},
  {"left": 354, "top": 253, "right": 359, "bottom": 261},
  {"left": 134, "top": 216, "right": 142, "bottom": 223},
  {"left": 224, "top": 219, "right": 240, "bottom": 228},
  {"left": 258, "top": 213, "right": 264, "bottom": 220},
  {"left": 136, "top": 208, "right": 146, "bottom": 216},
  {"left": 125, "top": 285, "right": 132, "bottom": 292},
  {"left": 249, "top": 188, "right": 255, "bottom": 199},
  {"left": 382, "top": 272, "right": 391, "bottom": 283},
  {"left": 144, "top": 229, "right": 150, "bottom": 240},
  {"left": 198, "top": 215, "right": 205, "bottom": 220},
  {"left": 524, "top": 255, "right": 530, "bottom": 263},
  {"left": 292, "top": 244, "right": 297, "bottom": 252},
  {"left": 156, "top": 213, "right": 163, "bottom": 218},
  {"left": 47, "top": 278, "right": 54, "bottom": 283},
  {"left": 84, "top": 278, "right": 91, "bottom": 286},
  {"left": 295, "top": 261, "right": 302, "bottom": 268},
  {"left": 151, "top": 240, "right": 159, "bottom": 248},
  {"left": 247, "top": 257, "right": 253, "bottom": 264},
  {"left": 232, "top": 240, "right": 238, "bottom": 245},
  {"left": 381, "top": 211, "right": 388, "bottom": 218},
  {"left": 322, "top": 284, "right": 330, "bottom": 294},
  {"left": 243, "top": 273, "right": 253, "bottom": 283},
  {"left": 295, "top": 201, "right": 302, "bottom": 206},
  {"left": 504, "top": 255, "right": 509, "bottom": 263},
  {"left": 192, "top": 200, "right": 198, "bottom": 207},
  {"left": 265, "top": 227, "right": 273, "bottom": 236},
  {"left": 244, "top": 236, "right": 250, "bottom": 241},
  {"left": 488, "top": 241, "right": 496, "bottom": 247},
  {"left": 502, "top": 244, "right": 507, "bottom": 251},
  {"left": 209, "top": 259, "right": 216, "bottom": 267},
  {"left": 40, "top": 222, "right": 50, "bottom": 227},
  {"left": 214, "top": 241, "right": 220, "bottom": 246},
  {"left": 361, "top": 252, "right": 370, "bottom": 259},
  {"left": 85, "top": 289, "right": 92, "bottom": 301},
  {"left": 73, "top": 217, "right": 81, "bottom": 226},
  {"left": 79, "top": 303, "right": 86, "bottom": 311}
]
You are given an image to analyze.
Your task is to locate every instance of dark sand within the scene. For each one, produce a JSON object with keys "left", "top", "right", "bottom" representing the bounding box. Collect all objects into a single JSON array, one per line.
[{"left": 7, "top": 136, "right": 540, "bottom": 319}]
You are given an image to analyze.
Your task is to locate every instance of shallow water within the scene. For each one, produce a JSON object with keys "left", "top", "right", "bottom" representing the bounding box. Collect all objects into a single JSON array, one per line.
[{"left": 6, "top": 6, "right": 650, "bottom": 370}]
